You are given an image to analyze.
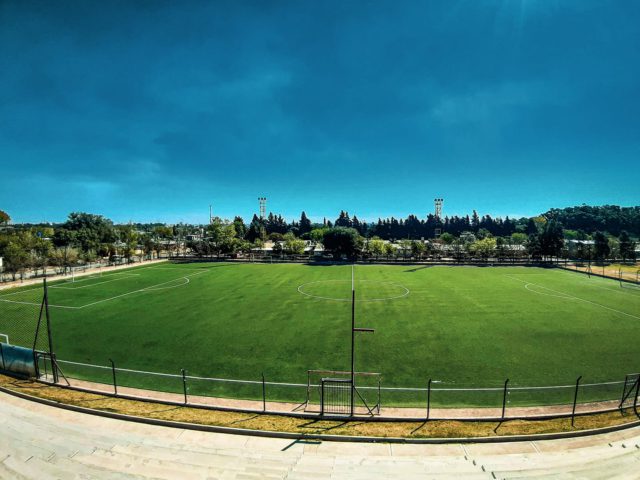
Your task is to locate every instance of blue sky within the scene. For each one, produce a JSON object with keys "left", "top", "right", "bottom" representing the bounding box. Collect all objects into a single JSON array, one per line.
[{"left": 1, "top": 1, "right": 638, "bottom": 224}]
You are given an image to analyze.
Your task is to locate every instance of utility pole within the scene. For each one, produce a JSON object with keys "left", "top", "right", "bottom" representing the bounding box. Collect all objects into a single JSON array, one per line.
[{"left": 350, "top": 264, "right": 374, "bottom": 416}]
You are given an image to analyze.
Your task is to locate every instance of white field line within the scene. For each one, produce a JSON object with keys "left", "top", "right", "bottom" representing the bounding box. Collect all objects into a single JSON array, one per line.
[
  {"left": 0, "top": 285, "right": 47, "bottom": 298},
  {"left": 50, "top": 274, "right": 139, "bottom": 290},
  {"left": 555, "top": 269, "right": 640, "bottom": 296},
  {"left": 0, "top": 270, "right": 208, "bottom": 310},
  {"left": 524, "top": 283, "right": 574, "bottom": 299},
  {"left": 0, "top": 299, "right": 79, "bottom": 309},
  {"left": 0, "top": 272, "right": 142, "bottom": 297},
  {"left": 352, "top": 264, "right": 355, "bottom": 292},
  {"left": 142, "top": 266, "right": 210, "bottom": 271},
  {"left": 62, "top": 270, "right": 138, "bottom": 284},
  {"left": 60, "top": 274, "right": 102, "bottom": 286},
  {"left": 142, "top": 277, "right": 190, "bottom": 291},
  {"left": 504, "top": 275, "right": 640, "bottom": 320},
  {"left": 297, "top": 279, "right": 410, "bottom": 302},
  {"left": 75, "top": 270, "right": 208, "bottom": 309}
]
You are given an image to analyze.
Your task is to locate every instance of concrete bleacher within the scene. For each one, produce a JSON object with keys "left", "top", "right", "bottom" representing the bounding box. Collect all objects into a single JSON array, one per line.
[{"left": 1, "top": 390, "right": 640, "bottom": 479}]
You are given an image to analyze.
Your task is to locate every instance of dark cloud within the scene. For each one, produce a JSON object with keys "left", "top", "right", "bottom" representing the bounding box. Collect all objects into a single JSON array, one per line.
[{"left": 1, "top": 1, "right": 639, "bottom": 222}]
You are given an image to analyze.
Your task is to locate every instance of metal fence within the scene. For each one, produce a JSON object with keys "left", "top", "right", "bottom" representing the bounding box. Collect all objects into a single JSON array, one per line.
[{"left": 48, "top": 358, "right": 638, "bottom": 421}]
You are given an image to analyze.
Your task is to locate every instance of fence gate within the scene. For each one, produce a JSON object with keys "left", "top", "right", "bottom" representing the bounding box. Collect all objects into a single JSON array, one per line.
[
  {"left": 321, "top": 378, "right": 352, "bottom": 416},
  {"left": 34, "top": 351, "right": 57, "bottom": 382},
  {"left": 619, "top": 373, "right": 640, "bottom": 410}
]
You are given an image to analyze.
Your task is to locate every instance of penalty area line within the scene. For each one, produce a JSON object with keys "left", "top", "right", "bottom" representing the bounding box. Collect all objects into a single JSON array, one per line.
[
  {"left": 0, "top": 299, "right": 79, "bottom": 309},
  {"left": 504, "top": 275, "right": 640, "bottom": 320},
  {"left": 50, "top": 274, "right": 140, "bottom": 290},
  {"left": 75, "top": 269, "right": 209, "bottom": 309}
]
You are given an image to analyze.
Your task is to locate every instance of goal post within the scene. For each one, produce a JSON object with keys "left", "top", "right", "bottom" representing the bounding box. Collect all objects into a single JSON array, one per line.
[
  {"left": 305, "top": 369, "right": 381, "bottom": 416},
  {"left": 70, "top": 265, "right": 102, "bottom": 283}
]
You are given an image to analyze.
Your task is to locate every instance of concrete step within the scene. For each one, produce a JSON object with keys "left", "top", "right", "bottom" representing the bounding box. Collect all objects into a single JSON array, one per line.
[
  {"left": 0, "top": 455, "right": 31, "bottom": 480},
  {"left": 112, "top": 442, "right": 299, "bottom": 472},
  {"left": 73, "top": 448, "right": 202, "bottom": 479},
  {"left": 2, "top": 454, "right": 98, "bottom": 480},
  {"left": 496, "top": 449, "right": 640, "bottom": 479}
]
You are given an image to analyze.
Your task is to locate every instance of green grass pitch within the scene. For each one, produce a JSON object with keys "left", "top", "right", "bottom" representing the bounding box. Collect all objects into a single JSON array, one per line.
[{"left": 1, "top": 262, "right": 640, "bottom": 407}]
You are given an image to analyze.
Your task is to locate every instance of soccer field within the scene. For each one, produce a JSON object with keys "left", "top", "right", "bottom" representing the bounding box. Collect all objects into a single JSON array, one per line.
[{"left": 1, "top": 261, "right": 640, "bottom": 407}]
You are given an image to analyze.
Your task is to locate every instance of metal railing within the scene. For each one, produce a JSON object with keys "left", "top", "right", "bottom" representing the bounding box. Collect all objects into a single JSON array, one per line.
[{"left": 49, "top": 359, "right": 638, "bottom": 421}]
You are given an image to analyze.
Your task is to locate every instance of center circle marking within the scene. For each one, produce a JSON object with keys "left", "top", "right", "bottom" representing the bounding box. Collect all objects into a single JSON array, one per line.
[{"left": 297, "top": 279, "right": 410, "bottom": 302}]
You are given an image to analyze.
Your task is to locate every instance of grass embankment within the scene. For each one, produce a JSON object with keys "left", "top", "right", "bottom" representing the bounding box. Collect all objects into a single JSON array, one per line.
[{"left": 1, "top": 374, "right": 638, "bottom": 440}]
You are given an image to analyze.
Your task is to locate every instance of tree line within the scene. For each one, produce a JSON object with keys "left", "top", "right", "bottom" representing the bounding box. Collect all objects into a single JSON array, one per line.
[{"left": 0, "top": 205, "right": 637, "bottom": 281}]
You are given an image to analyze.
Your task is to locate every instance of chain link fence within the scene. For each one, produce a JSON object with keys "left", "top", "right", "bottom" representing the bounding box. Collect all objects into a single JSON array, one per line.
[{"left": 49, "top": 358, "right": 638, "bottom": 420}]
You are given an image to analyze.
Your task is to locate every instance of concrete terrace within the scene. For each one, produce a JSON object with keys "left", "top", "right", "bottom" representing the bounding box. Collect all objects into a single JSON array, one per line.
[{"left": 2, "top": 390, "right": 640, "bottom": 479}]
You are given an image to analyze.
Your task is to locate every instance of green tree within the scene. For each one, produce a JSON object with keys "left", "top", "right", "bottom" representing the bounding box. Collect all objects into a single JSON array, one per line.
[
  {"left": 283, "top": 232, "right": 306, "bottom": 255},
  {"left": 252, "top": 238, "right": 264, "bottom": 251},
  {"left": 269, "top": 232, "right": 284, "bottom": 242},
  {"left": 368, "top": 239, "right": 385, "bottom": 259},
  {"left": 3, "top": 241, "right": 29, "bottom": 280},
  {"left": 593, "top": 231, "right": 610, "bottom": 261},
  {"left": 32, "top": 237, "right": 52, "bottom": 276},
  {"left": 117, "top": 226, "right": 139, "bottom": 261},
  {"left": 510, "top": 232, "right": 528, "bottom": 245},
  {"left": 322, "top": 227, "right": 363, "bottom": 260},
  {"left": 49, "top": 247, "right": 79, "bottom": 274},
  {"left": 309, "top": 228, "right": 327, "bottom": 244},
  {"left": 232, "top": 217, "right": 247, "bottom": 239},
  {"left": 538, "top": 220, "right": 564, "bottom": 260},
  {"left": 383, "top": 242, "right": 395, "bottom": 259},
  {"left": 451, "top": 238, "right": 465, "bottom": 261},
  {"left": 439, "top": 232, "right": 454, "bottom": 245},
  {"left": 476, "top": 228, "right": 492, "bottom": 240},
  {"left": 398, "top": 239, "right": 412, "bottom": 259},
  {"left": 495, "top": 237, "right": 507, "bottom": 259},
  {"left": 271, "top": 240, "right": 284, "bottom": 256},
  {"left": 411, "top": 240, "right": 426, "bottom": 260},
  {"left": 246, "top": 215, "right": 266, "bottom": 242},
  {"left": 469, "top": 237, "right": 496, "bottom": 260},
  {"left": 619, "top": 231, "right": 636, "bottom": 262},
  {"left": 460, "top": 231, "right": 476, "bottom": 244},
  {"left": 218, "top": 224, "right": 239, "bottom": 254},
  {"left": 527, "top": 234, "right": 542, "bottom": 259},
  {"left": 299, "top": 212, "right": 312, "bottom": 236},
  {"left": 64, "top": 212, "right": 115, "bottom": 253},
  {"left": 0, "top": 210, "right": 10, "bottom": 226}
]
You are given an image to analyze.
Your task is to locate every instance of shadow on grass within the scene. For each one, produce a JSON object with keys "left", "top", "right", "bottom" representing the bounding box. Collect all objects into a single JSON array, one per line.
[
  {"left": 404, "top": 266, "right": 433, "bottom": 273},
  {"left": 228, "top": 414, "right": 261, "bottom": 425},
  {"left": 297, "top": 419, "right": 364, "bottom": 433}
]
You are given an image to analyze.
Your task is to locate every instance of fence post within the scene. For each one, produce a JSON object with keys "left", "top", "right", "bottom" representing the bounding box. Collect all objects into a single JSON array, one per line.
[
  {"left": 571, "top": 376, "right": 582, "bottom": 426},
  {"left": 181, "top": 369, "right": 188, "bottom": 405},
  {"left": 634, "top": 377, "right": 640, "bottom": 416},
  {"left": 261, "top": 372, "right": 266, "bottom": 412},
  {"left": 426, "top": 378, "right": 432, "bottom": 420},
  {"left": 502, "top": 378, "right": 509, "bottom": 420},
  {"left": 109, "top": 358, "right": 117, "bottom": 395}
]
